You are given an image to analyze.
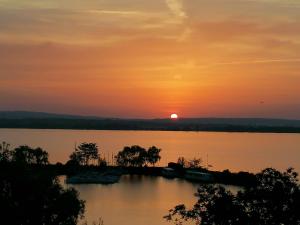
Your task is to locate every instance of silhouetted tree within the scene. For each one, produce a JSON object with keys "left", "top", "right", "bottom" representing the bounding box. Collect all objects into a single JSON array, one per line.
[
  {"left": 115, "top": 145, "right": 147, "bottom": 167},
  {"left": 165, "top": 168, "right": 300, "bottom": 225},
  {"left": 243, "top": 168, "right": 300, "bottom": 225},
  {"left": 97, "top": 157, "right": 107, "bottom": 167},
  {"left": 69, "top": 151, "right": 84, "bottom": 166},
  {"left": 33, "top": 147, "right": 49, "bottom": 165},
  {"left": 0, "top": 168, "right": 85, "bottom": 225},
  {"left": 12, "top": 145, "right": 49, "bottom": 165},
  {"left": 146, "top": 146, "right": 161, "bottom": 166},
  {"left": 187, "top": 158, "right": 202, "bottom": 169},
  {"left": 177, "top": 157, "right": 188, "bottom": 168},
  {"left": 0, "top": 145, "right": 85, "bottom": 225},
  {"left": 0, "top": 141, "right": 11, "bottom": 163},
  {"left": 69, "top": 143, "right": 99, "bottom": 166},
  {"left": 177, "top": 157, "right": 202, "bottom": 169}
]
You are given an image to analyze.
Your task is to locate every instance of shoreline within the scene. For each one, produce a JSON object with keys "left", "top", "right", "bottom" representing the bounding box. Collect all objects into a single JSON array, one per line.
[
  {"left": 49, "top": 164, "right": 257, "bottom": 187},
  {"left": 1, "top": 127, "right": 300, "bottom": 134}
]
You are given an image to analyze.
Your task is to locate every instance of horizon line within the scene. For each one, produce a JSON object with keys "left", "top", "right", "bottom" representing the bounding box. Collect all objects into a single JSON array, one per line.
[{"left": 1, "top": 110, "right": 300, "bottom": 121}]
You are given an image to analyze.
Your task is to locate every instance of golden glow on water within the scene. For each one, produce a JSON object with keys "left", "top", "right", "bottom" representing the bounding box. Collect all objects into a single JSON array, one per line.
[
  {"left": 65, "top": 175, "right": 198, "bottom": 225},
  {"left": 1, "top": 129, "right": 300, "bottom": 172}
]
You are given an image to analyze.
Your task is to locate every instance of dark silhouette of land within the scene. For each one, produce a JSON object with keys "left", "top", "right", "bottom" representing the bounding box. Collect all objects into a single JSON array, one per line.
[{"left": 1, "top": 111, "right": 300, "bottom": 133}]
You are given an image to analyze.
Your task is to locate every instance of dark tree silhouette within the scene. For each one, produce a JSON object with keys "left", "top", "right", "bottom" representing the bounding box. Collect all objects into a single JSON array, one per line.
[
  {"left": 12, "top": 145, "right": 49, "bottom": 165},
  {"left": 0, "top": 143, "right": 85, "bottom": 225},
  {"left": 0, "top": 167, "right": 85, "bottom": 225},
  {"left": 69, "top": 143, "right": 99, "bottom": 166},
  {"left": 177, "top": 157, "right": 188, "bottom": 168},
  {"left": 0, "top": 141, "right": 11, "bottom": 163},
  {"left": 146, "top": 146, "right": 161, "bottom": 166},
  {"left": 177, "top": 157, "right": 202, "bottom": 169},
  {"left": 165, "top": 168, "right": 300, "bottom": 225},
  {"left": 115, "top": 145, "right": 148, "bottom": 167},
  {"left": 187, "top": 158, "right": 203, "bottom": 169}
]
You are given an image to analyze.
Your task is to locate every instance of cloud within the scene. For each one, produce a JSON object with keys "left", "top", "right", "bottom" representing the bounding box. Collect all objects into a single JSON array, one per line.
[
  {"left": 165, "top": 0, "right": 187, "bottom": 22},
  {"left": 87, "top": 10, "right": 146, "bottom": 17},
  {"left": 197, "top": 58, "right": 300, "bottom": 69}
]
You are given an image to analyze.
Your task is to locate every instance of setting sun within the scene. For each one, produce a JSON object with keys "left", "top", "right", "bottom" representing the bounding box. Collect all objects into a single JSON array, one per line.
[{"left": 170, "top": 114, "right": 178, "bottom": 119}]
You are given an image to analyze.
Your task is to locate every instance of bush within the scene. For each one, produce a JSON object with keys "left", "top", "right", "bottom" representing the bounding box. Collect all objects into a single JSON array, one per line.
[{"left": 165, "top": 168, "right": 300, "bottom": 225}]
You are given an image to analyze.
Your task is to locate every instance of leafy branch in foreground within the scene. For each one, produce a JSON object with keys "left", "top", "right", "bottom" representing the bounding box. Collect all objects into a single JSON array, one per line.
[
  {"left": 165, "top": 168, "right": 300, "bottom": 225},
  {"left": 0, "top": 142, "right": 85, "bottom": 225}
]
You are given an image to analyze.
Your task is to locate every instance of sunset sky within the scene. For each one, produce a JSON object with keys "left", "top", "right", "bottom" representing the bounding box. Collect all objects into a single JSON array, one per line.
[{"left": 0, "top": 0, "right": 300, "bottom": 118}]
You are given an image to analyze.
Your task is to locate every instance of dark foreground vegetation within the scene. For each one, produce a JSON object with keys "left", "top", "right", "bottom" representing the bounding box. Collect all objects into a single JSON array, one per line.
[
  {"left": 1, "top": 141, "right": 300, "bottom": 225},
  {"left": 0, "top": 143, "right": 85, "bottom": 225},
  {"left": 165, "top": 168, "right": 300, "bottom": 225}
]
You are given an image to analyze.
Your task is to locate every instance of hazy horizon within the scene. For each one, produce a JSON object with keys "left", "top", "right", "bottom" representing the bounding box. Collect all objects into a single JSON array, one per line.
[{"left": 2, "top": 110, "right": 300, "bottom": 120}]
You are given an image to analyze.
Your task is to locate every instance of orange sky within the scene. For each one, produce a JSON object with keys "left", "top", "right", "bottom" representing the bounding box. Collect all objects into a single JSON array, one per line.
[{"left": 0, "top": 0, "right": 300, "bottom": 118}]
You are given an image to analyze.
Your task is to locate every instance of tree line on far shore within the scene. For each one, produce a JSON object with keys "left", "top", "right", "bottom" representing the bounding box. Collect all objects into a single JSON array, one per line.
[
  {"left": 66, "top": 143, "right": 162, "bottom": 168},
  {"left": 0, "top": 141, "right": 164, "bottom": 168}
]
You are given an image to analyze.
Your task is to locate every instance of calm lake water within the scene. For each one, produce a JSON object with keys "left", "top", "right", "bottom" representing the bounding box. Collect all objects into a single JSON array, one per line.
[
  {"left": 1, "top": 129, "right": 300, "bottom": 225},
  {"left": 61, "top": 175, "right": 240, "bottom": 225},
  {"left": 62, "top": 175, "right": 202, "bottom": 225}
]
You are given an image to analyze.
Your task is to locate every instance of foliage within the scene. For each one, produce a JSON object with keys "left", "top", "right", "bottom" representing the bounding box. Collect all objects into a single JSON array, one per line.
[
  {"left": 177, "top": 157, "right": 202, "bottom": 169},
  {"left": 165, "top": 168, "right": 300, "bottom": 225},
  {"left": 1, "top": 144, "right": 50, "bottom": 165},
  {"left": 69, "top": 143, "right": 99, "bottom": 166},
  {"left": 147, "top": 146, "right": 161, "bottom": 166},
  {"left": 0, "top": 168, "right": 85, "bottom": 225},
  {"left": 97, "top": 157, "right": 107, "bottom": 167},
  {"left": 115, "top": 145, "right": 162, "bottom": 167},
  {"left": 0, "top": 142, "right": 85, "bottom": 225},
  {"left": 187, "top": 158, "right": 202, "bottom": 169},
  {"left": 0, "top": 141, "right": 11, "bottom": 163},
  {"left": 115, "top": 145, "right": 147, "bottom": 167},
  {"left": 177, "top": 157, "right": 188, "bottom": 167},
  {"left": 12, "top": 145, "right": 49, "bottom": 165}
]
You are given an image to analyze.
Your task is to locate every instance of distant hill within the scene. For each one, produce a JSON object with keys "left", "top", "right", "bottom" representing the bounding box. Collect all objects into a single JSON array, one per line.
[
  {"left": 1, "top": 111, "right": 300, "bottom": 133},
  {"left": 0, "top": 111, "right": 100, "bottom": 120}
]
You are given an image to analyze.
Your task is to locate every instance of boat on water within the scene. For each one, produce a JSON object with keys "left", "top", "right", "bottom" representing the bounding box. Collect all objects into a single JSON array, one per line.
[
  {"left": 66, "top": 171, "right": 121, "bottom": 184},
  {"left": 184, "top": 170, "right": 214, "bottom": 182},
  {"left": 161, "top": 167, "right": 178, "bottom": 178}
]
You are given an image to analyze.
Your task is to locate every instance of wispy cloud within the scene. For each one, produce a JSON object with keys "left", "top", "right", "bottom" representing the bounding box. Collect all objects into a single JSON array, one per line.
[
  {"left": 87, "top": 10, "right": 146, "bottom": 17},
  {"left": 165, "top": 0, "right": 187, "bottom": 22},
  {"left": 202, "top": 58, "right": 300, "bottom": 67},
  {"left": 142, "top": 58, "right": 300, "bottom": 72}
]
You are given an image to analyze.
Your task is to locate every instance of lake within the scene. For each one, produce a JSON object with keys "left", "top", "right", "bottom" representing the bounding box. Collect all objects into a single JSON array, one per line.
[
  {"left": 62, "top": 175, "right": 202, "bottom": 225},
  {"left": 61, "top": 175, "right": 240, "bottom": 225},
  {"left": 1, "top": 128, "right": 300, "bottom": 225},
  {"left": 1, "top": 129, "right": 300, "bottom": 172}
]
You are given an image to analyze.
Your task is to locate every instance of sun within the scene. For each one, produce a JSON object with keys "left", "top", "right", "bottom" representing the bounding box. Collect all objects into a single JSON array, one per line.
[{"left": 170, "top": 113, "right": 178, "bottom": 119}]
